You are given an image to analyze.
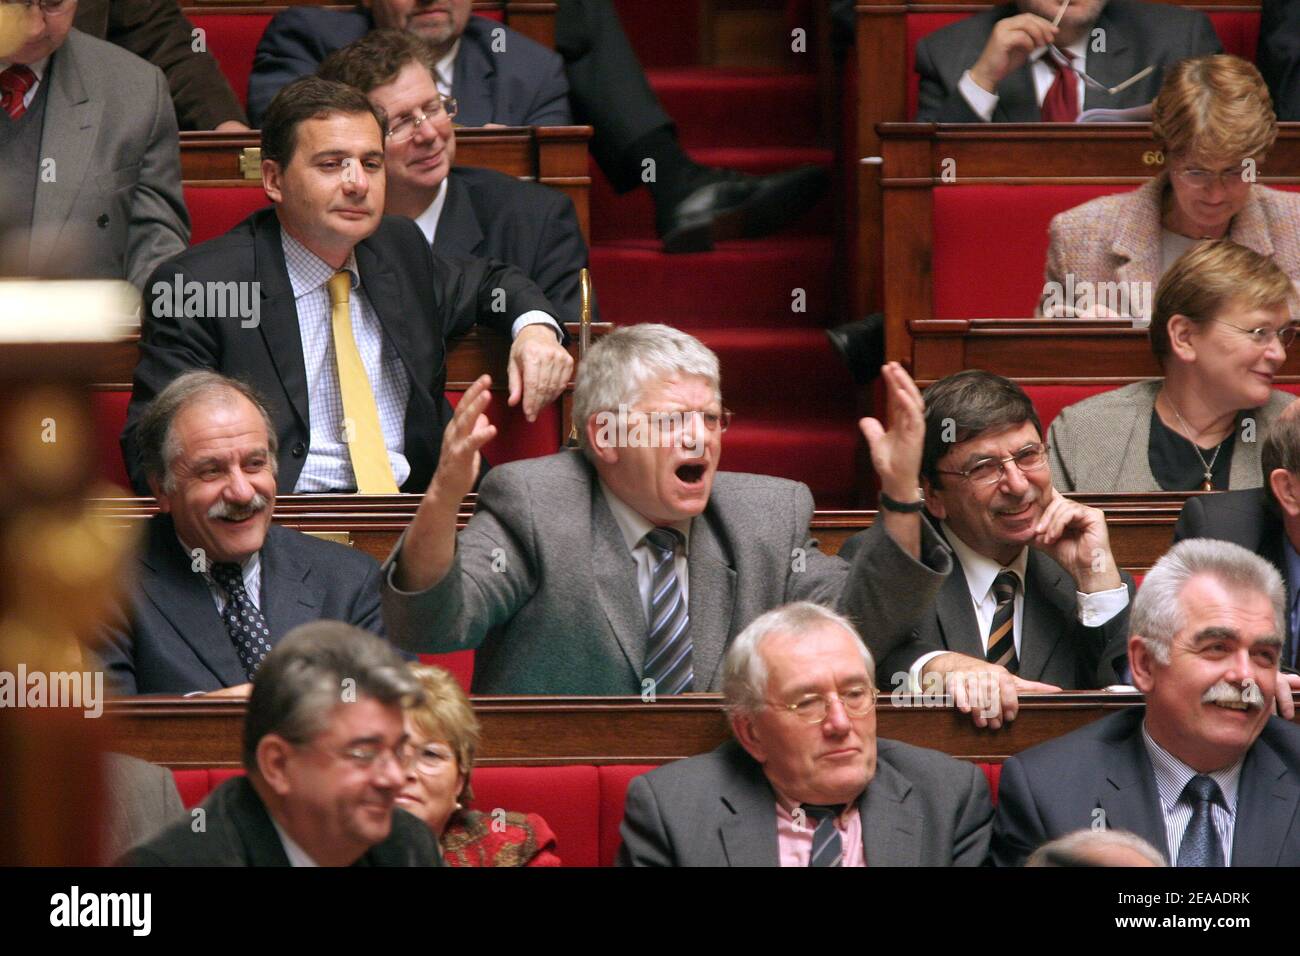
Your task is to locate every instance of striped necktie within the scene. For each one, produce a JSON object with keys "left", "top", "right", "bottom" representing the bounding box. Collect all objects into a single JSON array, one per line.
[
  {"left": 985, "top": 569, "right": 1020, "bottom": 673},
  {"left": 642, "top": 527, "right": 693, "bottom": 695},
  {"left": 327, "top": 270, "right": 399, "bottom": 494},
  {"left": 1176, "top": 775, "right": 1225, "bottom": 867},
  {"left": 802, "top": 804, "right": 845, "bottom": 867}
]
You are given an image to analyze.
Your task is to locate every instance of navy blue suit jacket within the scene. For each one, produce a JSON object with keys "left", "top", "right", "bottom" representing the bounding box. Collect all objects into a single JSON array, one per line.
[{"left": 248, "top": 8, "right": 570, "bottom": 127}]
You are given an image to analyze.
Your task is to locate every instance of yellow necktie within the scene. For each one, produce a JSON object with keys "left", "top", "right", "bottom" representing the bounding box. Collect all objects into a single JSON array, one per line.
[{"left": 326, "top": 271, "right": 399, "bottom": 493}]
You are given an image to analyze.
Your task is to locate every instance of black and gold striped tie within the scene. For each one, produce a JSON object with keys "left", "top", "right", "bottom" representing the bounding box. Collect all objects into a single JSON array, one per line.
[{"left": 985, "top": 569, "right": 1019, "bottom": 673}]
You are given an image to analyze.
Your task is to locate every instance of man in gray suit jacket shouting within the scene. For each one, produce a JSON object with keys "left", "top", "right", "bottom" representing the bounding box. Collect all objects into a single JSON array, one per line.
[
  {"left": 381, "top": 324, "right": 952, "bottom": 695},
  {"left": 618, "top": 602, "right": 993, "bottom": 866}
]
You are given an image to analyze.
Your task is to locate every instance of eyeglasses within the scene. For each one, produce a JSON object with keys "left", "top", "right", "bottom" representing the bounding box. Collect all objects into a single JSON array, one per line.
[
  {"left": 636, "top": 408, "right": 734, "bottom": 434},
  {"left": 937, "top": 442, "right": 1050, "bottom": 486},
  {"left": 1206, "top": 318, "right": 1298, "bottom": 349},
  {"left": 385, "top": 97, "right": 459, "bottom": 144},
  {"left": 1045, "top": 45, "right": 1153, "bottom": 97},
  {"left": 317, "top": 740, "right": 414, "bottom": 772},
  {"left": 772, "top": 685, "right": 877, "bottom": 724},
  {"left": 1172, "top": 164, "right": 1255, "bottom": 191},
  {"left": 7, "top": 0, "right": 72, "bottom": 14},
  {"left": 410, "top": 743, "right": 457, "bottom": 776}
]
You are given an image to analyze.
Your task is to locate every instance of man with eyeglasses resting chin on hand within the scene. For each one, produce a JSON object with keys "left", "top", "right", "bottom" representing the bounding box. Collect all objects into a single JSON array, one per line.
[{"left": 840, "top": 368, "right": 1137, "bottom": 730}]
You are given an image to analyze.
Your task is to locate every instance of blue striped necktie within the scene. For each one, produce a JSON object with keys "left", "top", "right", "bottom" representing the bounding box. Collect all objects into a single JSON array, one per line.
[
  {"left": 642, "top": 527, "right": 693, "bottom": 695},
  {"left": 802, "top": 804, "right": 845, "bottom": 867}
]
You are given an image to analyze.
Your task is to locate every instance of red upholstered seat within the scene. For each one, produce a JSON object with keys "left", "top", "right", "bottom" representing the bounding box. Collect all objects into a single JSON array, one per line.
[
  {"left": 468, "top": 764, "right": 600, "bottom": 867},
  {"left": 183, "top": 186, "right": 271, "bottom": 245},
  {"left": 932, "top": 184, "right": 1134, "bottom": 319},
  {"left": 446, "top": 388, "right": 564, "bottom": 465},
  {"left": 904, "top": 10, "right": 1260, "bottom": 120},
  {"left": 416, "top": 652, "right": 475, "bottom": 691},
  {"left": 1023, "top": 383, "right": 1115, "bottom": 434},
  {"left": 597, "top": 763, "right": 657, "bottom": 867},
  {"left": 188, "top": 14, "right": 272, "bottom": 112},
  {"left": 91, "top": 390, "right": 132, "bottom": 491}
]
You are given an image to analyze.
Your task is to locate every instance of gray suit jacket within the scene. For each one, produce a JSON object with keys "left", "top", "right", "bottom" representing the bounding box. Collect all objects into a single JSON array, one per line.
[
  {"left": 840, "top": 520, "right": 1132, "bottom": 689},
  {"left": 617, "top": 738, "right": 992, "bottom": 866},
  {"left": 993, "top": 708, "right": 1300, "bottom": 866},
  {"left": 98, "top": 513, "right": 385, "bottom": 694},
  {"left": 28, "top": 30, "right": 189, "bottom": 289},
  {"left": 1048, "top": 380, "right": 1296, "bottom": 492},
  {"left": 913, "top": 1, "right": 1221, "bottom": 122},
  {"left": 380, "top": 450, "right": 951, "bottom": 695},
  {"left": 102, "top": 753, "right": 186, "bottom": 864}
]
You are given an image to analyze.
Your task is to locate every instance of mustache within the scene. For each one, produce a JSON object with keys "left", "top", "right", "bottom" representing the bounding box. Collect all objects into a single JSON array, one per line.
[
  {"left": 1201, "top": 679, "right": 1266, "bottom": 710},
  {"left": 207, "top": 493, "right": 271, "bottom": 522}
]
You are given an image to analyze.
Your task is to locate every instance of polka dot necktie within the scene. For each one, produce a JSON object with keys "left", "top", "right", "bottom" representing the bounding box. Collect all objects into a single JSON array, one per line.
[
  {"left": 211, "top": 562, "right": 271, "bottom": 680},
  {"left": 0, "top": 65, "right": 37, "bottom": 121}
]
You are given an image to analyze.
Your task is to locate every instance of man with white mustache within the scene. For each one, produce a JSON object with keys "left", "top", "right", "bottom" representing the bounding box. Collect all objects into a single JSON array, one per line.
[
  {"left": 98, "top": 371, "right": 387, "bottom": 695},
  {"left": 840, "top": 368, "right": 1134, "bottom": 729},
  {"left": 993, "top": 538, "right": 1300, "bottom": 866}
]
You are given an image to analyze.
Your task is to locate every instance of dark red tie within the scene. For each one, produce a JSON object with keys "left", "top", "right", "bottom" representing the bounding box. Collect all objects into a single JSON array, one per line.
[
  {"left": 1040, "top": 49, "right": 1079, "bottom": 122},
  {"left": 0, "top": 64, "right": 37, "bottom": 121}
]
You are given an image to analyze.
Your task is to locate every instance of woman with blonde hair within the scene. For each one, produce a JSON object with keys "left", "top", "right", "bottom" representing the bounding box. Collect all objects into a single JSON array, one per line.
[
  {"left": 1039, "top": 54, "right": 1300, "bottom": 318},
  {"left": 397, "top": 665, "right": 561, "bottom": 866}
]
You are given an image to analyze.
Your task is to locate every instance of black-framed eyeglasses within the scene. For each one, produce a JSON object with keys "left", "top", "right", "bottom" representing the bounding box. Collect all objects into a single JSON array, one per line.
[
  {"left": 937, "top": 442, "right": 1050, "bottom": 487},
  {"left": 385, "top": 96, "right": 459, "bottom": 144},
  {"left": 771, "top": 685, "right": 877, "bottom": 724},
  {"left": 1206, "top": 318, "right": 1298, "bottom": 349},
  {"left": 7, "top": 0, "right": 72, "bottom": 14}
]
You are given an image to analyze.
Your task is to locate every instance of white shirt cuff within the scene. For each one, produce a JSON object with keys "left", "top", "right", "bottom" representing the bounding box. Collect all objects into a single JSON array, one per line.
[
  {"left": 511, "top": 311, "right": 562, "bottom": 340},
  {"left": 1077, "top": 585, "right": 1130, "bottom": 627},
  {"left": 958, "top": 69, "right": 999, "bottom": 122},
  {"left": 908, "top": 650, "right": 949, "bottom": 693}
]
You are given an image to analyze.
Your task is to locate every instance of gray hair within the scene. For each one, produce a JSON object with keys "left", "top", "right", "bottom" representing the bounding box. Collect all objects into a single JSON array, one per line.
[
  {"left": 572, "top": 324, "right": 721, "bottom": 458},
  {"left": 722, "top": 602, "right": 875, "bottom": 718},
  {"left": 135, "top": 370, "right": 279, "bottom": 494},
  {"left": 242, "top": 621, "right": 423, "bottom": 771},
  {"left": 1026, "top": 829, "right": 1167, "bottom": 867},
  {"left": 1131, "top": 538, "right": 1285, "bottom": 665}
]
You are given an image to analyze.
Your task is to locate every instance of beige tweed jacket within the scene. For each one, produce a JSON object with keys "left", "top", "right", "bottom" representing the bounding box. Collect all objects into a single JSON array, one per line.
[
  {"left": 1038, "top": 175, "right": 1300, "bottom": 317},
  {"left": 1046, "top": 380, "right": 1296, "bottom": 492}
]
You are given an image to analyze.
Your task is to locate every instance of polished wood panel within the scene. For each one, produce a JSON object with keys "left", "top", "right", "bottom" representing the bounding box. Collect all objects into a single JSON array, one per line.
[
  {"left": 180, "top": 126, "right": 593, "bottom": 241},
  {"left": 876, "top": 123, "right": 1300, "bottom": 363},
  {"left": 106, "top": 693, "right": 1149, "bottom": 768}
]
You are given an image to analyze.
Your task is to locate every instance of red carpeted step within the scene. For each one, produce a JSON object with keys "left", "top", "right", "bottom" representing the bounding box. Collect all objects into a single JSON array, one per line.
[
  {"left": 591, "top": 146, "right": 833, "bottom": 242},
  {"left": 648, "top": 68, "right": 822, "bottom": 148},
  {"left": 691, "top": 327, "right": 854, "bottom": 418},
  {"left": 721, "top": 418, "right": 860, "bottom": 507},
  {"left": 612, "top": 0, "right": 702, "bottom": 69},
  {"left": 591, "top": 236, "right": 833, "bottom": 329}
]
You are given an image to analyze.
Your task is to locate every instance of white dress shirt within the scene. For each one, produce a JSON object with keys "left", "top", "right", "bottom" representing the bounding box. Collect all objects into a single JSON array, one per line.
[
  {"left": 177, "top": 535, "right": 263, "bottom": 614},
  {"left": 957, "top": 36, "right": 1088, "bottom": 122},
  {"left": 434, "top": 40, "right": 459, "bottom": 99},
  {"left": 0, "top": 55, "right": 48, "bottom": 110},
  {"left": 908, "top": 520, "right": 1129, "bottom": 687},
  {"left": 1142, "top": 723, "right": 1242, "bottom": 865},
  {"left": 599, "top": 479, "right": 692, "bottom": 625},
  {"left": 272, "top": 819, "right": 321, "bottom": 867}
]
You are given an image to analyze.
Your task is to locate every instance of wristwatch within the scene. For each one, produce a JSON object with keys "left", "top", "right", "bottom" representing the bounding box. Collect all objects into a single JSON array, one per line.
[{"left": 878, "top": 491, "right": 925, "bottom": 513}]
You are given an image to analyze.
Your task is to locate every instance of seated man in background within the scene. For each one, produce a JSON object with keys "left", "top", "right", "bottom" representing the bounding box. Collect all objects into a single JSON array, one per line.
[
  {"left": 381, "top": 325, "right": 951, "bottom": 695},
  {"left": 319, "top": 29, "right": 593, "bottom": 324},
  {"left": 914, "top": 0, "right": 1220, "bottom": 122},
  {"left": 840, "top": 368, "right": 1133, "bottom": 728},
  {"left": 1048, "top": 240, "right": 1296, "bottom": 492},
  {"left": 121, "top": 76, "right": 572, "bottom": 496},
  {"left": 1257, "top": 0, "right": 1300, "bottom": 122},
  {"left": 248, "top": 0, "right": 825, "bottom": 253},
  {"left": 993, "top": 539, "right": 1300, "bottom": 866},
  {"left": 74, "top": 0, "right": 250, "bottom": 130},
  {"left": 617, "top": 602, "right": 993, "bottom": 866},
  {"left": 99, "top": 372, "right": 385, "bottom": 695},
  {"left": 1040, "top": 55, "right": 1300, "bottom": 319},
  {"left": 1174, "top": 399, "right": 1300, "bottom": 680},
  {"left": 0, "top": 0, "right": 189, "bottom": 287},
  {"left": 120, "top": 622, "right": 442, "bottom": 866}
]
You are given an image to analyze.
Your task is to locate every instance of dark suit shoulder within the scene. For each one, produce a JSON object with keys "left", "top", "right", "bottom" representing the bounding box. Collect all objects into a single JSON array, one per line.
[
  {"left": 264, "top": 524, "right": 381, "bottom": 576},
  {"left": 452, "top": 166, "right": 571, "bottom": 218},
  {"left": 914, "top": 4, "right": 1013, "bottom": 52},
  {"left": 365, "top": 807, "right": 444, "bottom": 866},
  {"left": 1113, "top": 0, "right": 1215, "bottom": 29},
  {"left": 119, "top": 776, "right": 264, "bottom": 865},
  {"left": 710, "top": 471, "right": 811, "bottom": 508},
  {"left": 877, "top": 736, "right": 982, "bottom": 784},
  {"left": 633, "top": 739, "right": 759, "bottom": 793},
  {"left": 461, "top": 14, "right": 562, "bottom": 66},
  {"left": 262, "top": 5, "right": 371, "bottom": 37},
  {"left": 150, "top": 208, "right": 267, "bottom": 276},
  {"left": 1007, "top": 708, "right": 1144, "bottom": 776},
  {"left": 1259, "top": 715, "right": 1300, "bottom": 764},
  {"left": 479, "top": 450, "right": 593, "bottom": 496}
]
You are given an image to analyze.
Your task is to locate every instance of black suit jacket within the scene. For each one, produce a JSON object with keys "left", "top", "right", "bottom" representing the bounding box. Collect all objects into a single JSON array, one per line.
[
  {"left": 119, "top": 775, "right": 443, "bottom": 866},
  {"left": 97, "top": 513, "right": 385, "bottom": 694},
  {"left": 437, "top": 166, "right": 594, "bottom": 324},
  {"left": 1258, "top": 0, "right": 1300, "bottom": 122},
  {"left": 617, "top": 738, "right": 992, "bottom": 866},
  {"left": 992, "top": 708, "right": 1300, "bottom": 866},
  {"left": 840, "top": 520, "right": 1132, "bottom": 689},
  {"left": 122, "top": 208, "right": 556, "bottom": 494},
  {"left": 247, "top": 8, "right": 570, "bottom": 127},
  {"left": 914, "top": 0, "right": 1221, "bottom": 122}
]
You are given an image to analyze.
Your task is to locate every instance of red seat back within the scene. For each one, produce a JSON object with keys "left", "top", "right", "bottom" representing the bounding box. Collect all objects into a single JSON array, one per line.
[
  {"left": 1023, "top": 383, "right": 1117, "bottom": 434},
  {"left": 188, "top": 14, "right": 273, "bottom": 112},
  {"left": 183, "top": 186, "right": 271, "bottom": 245},
  {"left": 91, "top": 390, "right": 132, "bottom": 491},
  {"left": 446, "top": 388, "right": 563, "bottom": 465},
  {"left": 416, "top": 652, "right": 475, "bottom": 691},
  {"left": 597, "top": 763, "right": 657, "bottom": 867},
  {"left": 905, "top": 12, "right": 967, "bottom": 119},
  {"left": 468, "top": 764, "right": 599, "bottom": 867}
]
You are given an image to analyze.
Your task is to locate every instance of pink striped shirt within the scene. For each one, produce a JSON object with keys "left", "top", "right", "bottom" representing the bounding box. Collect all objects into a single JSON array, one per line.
[{"left": 774, "top": 793, "right": 865, "bottom": 867}]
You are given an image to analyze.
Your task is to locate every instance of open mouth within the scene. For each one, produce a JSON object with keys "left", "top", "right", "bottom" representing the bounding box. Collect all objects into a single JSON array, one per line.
[
  {"left": 1211, "top": 700, "right": 1251, "bottom": 711},
  {"left": 675, "top": 463, "right": 707, "bottom": 485},
  {"left": 216, "top": 511, "right": 259, "bottom": 525}
]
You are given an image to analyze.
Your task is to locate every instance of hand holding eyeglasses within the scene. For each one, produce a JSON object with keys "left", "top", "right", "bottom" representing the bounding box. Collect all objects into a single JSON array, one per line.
[{"left": 970, "top": 12, "right": 1062, "bottom": 93}]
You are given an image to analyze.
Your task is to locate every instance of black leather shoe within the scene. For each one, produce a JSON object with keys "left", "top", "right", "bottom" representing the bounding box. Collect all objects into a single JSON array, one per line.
[
  {"left": 656, "top": 165, "right": 829, "bottom": 254},
  {"left": 826, "top": 313, "right": 886, "bottom": 385}
]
